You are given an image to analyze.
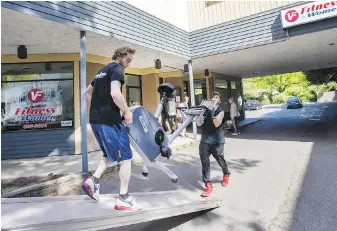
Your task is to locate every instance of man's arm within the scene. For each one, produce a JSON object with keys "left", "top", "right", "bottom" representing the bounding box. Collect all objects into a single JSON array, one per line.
[
  {"left": 196, "top": 115, "right": 205, "bottom": 127},
  {"left": 86, "top": 84, "right": 93, "bottom": 103},
  {"left": 110, "top": 80, "right": 130, "bottom": 115},
  {"left": 213, "top": 111, "right": 224, "bottom": 128}
]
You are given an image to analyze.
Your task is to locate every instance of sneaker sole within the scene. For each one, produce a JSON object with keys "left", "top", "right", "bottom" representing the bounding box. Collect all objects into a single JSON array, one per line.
[
  {"left": 200, "top": 193, "right": 211, "bottom": 197},
  {"left": 114, "top": 205, "right": 132, "bottom": 210},
  {"left": 114, "top": 205, "right": 142, "bottom": 210},
  {"left": 82, "top": 183, "right": 98, "bottom": 201}
]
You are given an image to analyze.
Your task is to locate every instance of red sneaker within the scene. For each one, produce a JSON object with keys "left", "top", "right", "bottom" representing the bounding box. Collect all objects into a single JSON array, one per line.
[
  {"left": 222, "top": 174, "right": 230, "bottom": 187},
  {"left": 201, "top": 183, "right": 213, "bottom": 197}
]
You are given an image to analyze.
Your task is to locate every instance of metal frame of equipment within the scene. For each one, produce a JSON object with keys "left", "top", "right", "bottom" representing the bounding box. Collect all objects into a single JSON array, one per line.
[{"left": 129, "top": 83, "right": 217, "bottom": 183}]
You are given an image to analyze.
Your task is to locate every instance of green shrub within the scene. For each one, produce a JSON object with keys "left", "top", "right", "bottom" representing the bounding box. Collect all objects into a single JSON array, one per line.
[
  {"left": 285, "top": 87, "right": 317, "bottom": 102},
  {"left": 260, "top": 98, "right": 270, "bottom": 105},
  {"left": 272, "top": 93, "right": 287, "bottom": 104}
]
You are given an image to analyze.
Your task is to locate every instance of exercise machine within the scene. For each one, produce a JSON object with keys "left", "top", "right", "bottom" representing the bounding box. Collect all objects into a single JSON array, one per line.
[{"left": 125, "top": 83, "right": 217, "bottom": 183}]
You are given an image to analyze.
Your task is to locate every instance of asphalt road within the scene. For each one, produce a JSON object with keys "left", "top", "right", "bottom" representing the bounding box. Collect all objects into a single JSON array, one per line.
[{"left": 108, "top": 102, "right": 337, "bottom": 231}]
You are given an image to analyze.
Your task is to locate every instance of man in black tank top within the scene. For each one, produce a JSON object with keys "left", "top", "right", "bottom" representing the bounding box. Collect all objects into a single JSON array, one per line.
[{"left": 196, "top": 91, "right": 231, "bottom": 197}]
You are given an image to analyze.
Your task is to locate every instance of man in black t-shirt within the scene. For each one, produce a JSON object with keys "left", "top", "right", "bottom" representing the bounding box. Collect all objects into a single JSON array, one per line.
[
  {"left": 82, "top": 46, "right": 140, "bottom": 210},
  {"left": 196, "top": 91, "right": 231, "bottom": 197}
]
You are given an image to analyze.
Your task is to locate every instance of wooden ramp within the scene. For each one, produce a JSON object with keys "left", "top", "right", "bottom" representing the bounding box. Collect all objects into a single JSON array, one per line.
[{"left": 1, "top": 190, "right": 222, "bottom": 231}]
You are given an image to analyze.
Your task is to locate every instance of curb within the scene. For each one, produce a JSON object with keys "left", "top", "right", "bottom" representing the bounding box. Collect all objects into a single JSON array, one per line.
[
  {"left": 239, "top": 118, "right": 262, "bottom": 127},
  {"left": 2, "top": 165, "right": 122, "bottom": 198},
  {"left": 2, "top": 173, "right": 84, "bottom": 198},
  {"left": 224, "top": 118, "right": 262, "bottom": 131}
]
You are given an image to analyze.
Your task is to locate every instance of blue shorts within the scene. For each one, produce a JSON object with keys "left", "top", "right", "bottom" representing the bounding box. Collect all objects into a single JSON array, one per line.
[{"left": 90, "top": 123, "right": 132, "bottom": 163}]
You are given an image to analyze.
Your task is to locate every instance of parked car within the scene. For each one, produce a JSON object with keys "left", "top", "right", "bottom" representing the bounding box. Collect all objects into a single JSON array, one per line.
[
  {"left": 286, "top": 96, "right": 303, "bottom": 109},
  {"left": 245, "top": 100, "right": 262, "bottom": 110}
]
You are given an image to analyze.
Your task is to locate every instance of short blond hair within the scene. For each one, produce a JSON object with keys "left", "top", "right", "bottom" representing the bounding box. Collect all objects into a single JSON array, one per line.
[{"left": 112, "top": 46, "right": 136, "bottom": 60}]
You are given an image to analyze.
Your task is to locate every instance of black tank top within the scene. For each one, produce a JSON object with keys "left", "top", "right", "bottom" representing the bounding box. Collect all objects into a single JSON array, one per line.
[{"left": 201, "top": 107, "right": 226, "bottom": 144}]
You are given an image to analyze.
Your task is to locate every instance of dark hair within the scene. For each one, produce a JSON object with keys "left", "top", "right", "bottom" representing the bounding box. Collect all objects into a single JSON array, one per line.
[
  {"left": 212, "top": 91, "right": 221, "bottom": 98},
  {"left": 112, "top": 46, "right": 136, "bottom": 60}
]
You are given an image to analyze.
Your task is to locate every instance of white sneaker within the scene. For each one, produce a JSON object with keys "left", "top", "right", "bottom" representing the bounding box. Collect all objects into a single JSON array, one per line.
[
  {"left": 115, "top": 195, "right": 141, "bottom": 210},
  {"left": 232, "top": 132, "right": 239, "bottom": 136},
  {"left": 82, "top": 175, "right": 100, "bottom": 201}
]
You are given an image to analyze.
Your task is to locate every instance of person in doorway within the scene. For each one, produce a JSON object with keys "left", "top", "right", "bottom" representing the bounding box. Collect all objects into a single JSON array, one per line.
[
  {"left": 177, "top": 95, "right": 189, "bottom": 137},
  {"left": 167, "top": 96, "right": 177, "bottom": 133},
  {"left": 131, "top": 101, "right": 139, "bottom": 106},
  {"left": 161, "top": 100, "right": 171, "bottom": 133},
  {"left": 229, "top": 97, "right": 240, "bottom": 135},
  {"left": 196, "top": 91, "right": 231, "bottom": 197},
  {"left": 82, "top": 46, "right": 141, "bottom": 210}
]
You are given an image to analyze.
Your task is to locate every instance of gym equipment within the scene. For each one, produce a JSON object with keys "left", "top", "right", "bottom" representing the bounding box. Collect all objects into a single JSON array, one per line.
[{"left": 125, "top": 83, "right": 217, "bottom": 183}]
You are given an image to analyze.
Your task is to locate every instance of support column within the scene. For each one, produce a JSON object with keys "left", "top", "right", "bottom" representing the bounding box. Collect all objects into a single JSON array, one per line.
[
  {"left": 142, "top": 73, "right": 160, "bottom": 113},
  {"left": 206, "top": 77, "right": 214, "bottom": 99},
  {"left": 188, "top": 60, "right": 197, "bottom": 139},
  {"left": 80, "top": 31, "right": 88, "bottom": 173},
  {"left": 239, "top": 79, "right": 245, "bottom": 120}
]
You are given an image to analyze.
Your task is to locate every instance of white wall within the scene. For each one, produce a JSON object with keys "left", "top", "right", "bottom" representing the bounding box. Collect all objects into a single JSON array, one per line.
[
  {"left": 187, "top": 1, "right": 297, "bottom": 31},
  {"left": 317, "top": 91, "right": 337, "bottom": 102}
]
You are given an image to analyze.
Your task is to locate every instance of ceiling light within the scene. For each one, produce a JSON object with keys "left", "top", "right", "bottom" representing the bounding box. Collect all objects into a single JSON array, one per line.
[
  {"left": 329, "top": 43, "right": 335, "bottom": 46},
  {"left": 155, "top": 59, "right": 161, "bottom": 69},
  {"left": 17, "top": 45, "right": 27, "bottom": 59}
]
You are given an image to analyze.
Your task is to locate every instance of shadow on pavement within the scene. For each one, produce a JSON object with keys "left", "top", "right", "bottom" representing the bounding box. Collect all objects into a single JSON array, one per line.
[{"left": 183, "top": 102, "right": 337, "bottom": 231}]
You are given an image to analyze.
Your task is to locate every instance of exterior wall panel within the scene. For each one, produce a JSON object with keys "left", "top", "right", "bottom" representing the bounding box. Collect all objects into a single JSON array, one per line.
[
  {"left": 189, "top": 2, "right": 308, "bottom": 58},
  {"left": 188, "top": 1, "right": 297, "bottom": 31},
  {"left": 1, "top": 129, "right": 75, "bottom": 159}
]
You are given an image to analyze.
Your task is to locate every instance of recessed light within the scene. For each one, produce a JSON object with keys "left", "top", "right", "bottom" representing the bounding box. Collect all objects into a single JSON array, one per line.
[
  {"left": 327, "top": 62, "right": 332, "bottom": 65},
  {"left": 329, "top": 43, "right": 335, "bottom": 46}
]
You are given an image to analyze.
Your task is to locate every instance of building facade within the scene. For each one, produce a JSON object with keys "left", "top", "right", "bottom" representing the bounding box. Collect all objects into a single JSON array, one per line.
[
  {"left": 2, "top": 1, "right": 336, "bottom": 159},
  {"left": 187, "top": 1, "right": 295, "bottom": 31}
]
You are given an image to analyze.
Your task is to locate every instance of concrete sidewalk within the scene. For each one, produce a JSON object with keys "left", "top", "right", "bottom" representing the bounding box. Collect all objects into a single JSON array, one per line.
[{"left": 1, "top": 118, "right": 260, "bottom": 179}]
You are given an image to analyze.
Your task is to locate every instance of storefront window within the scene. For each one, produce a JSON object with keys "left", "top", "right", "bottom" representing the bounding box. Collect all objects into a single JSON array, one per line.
[
  {"left": 1, "top": 62, "right": 74, "bottom": 132},
  {"left": 125, "top": 74, "right": 142, "bottom": 106},
  {"left": 194, "top": 79, "right": 207, "bottom": 106},
  {"left": 215, "top": 79, "right": 228, "bottom": 89},
  {"left": 231, "top": 81, "right": 236, "bottom": 89}
]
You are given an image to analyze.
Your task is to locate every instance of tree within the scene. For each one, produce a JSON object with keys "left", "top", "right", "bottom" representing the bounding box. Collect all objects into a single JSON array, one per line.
[
  {"left": 243, "top": 72, "right": 308, "bottom": 103},
  {"left": 304, "top": 67, "right": 337, "bottom": 84}
]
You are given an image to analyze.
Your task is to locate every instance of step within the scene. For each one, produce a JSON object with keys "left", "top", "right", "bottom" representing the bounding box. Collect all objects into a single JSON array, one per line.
[{"left": 1, "top": 190, "right": 222, "bottom": 231}]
